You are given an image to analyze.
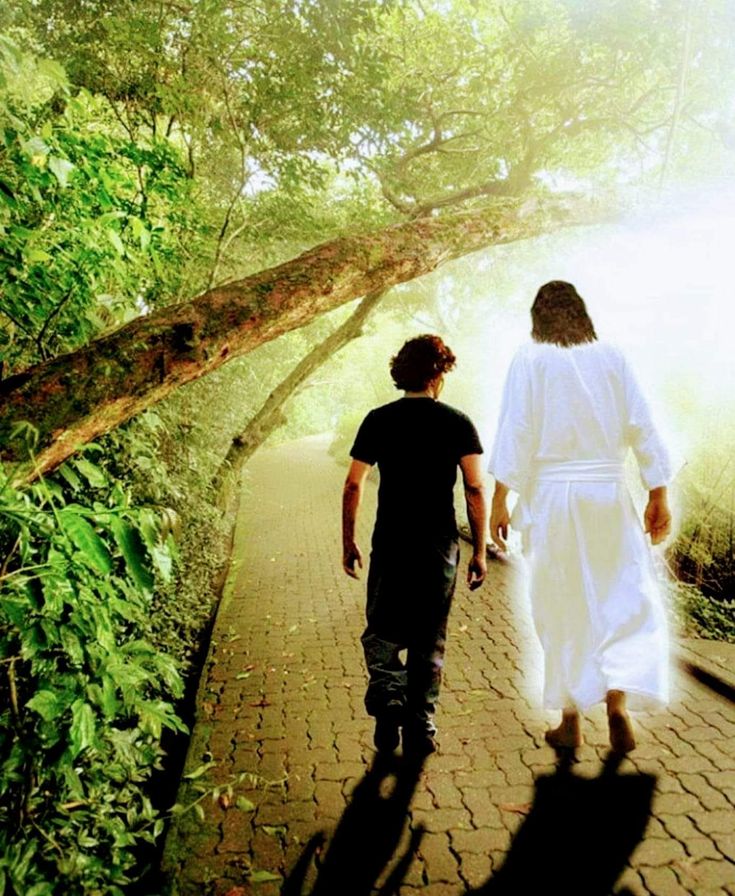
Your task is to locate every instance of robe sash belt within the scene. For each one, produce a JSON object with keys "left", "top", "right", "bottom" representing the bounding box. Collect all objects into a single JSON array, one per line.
[
  {"left": 534, "top": 460, "right": 625, "bottom": 482},
  {"left": 510, "top": 460, "right": 625, "bottom": 542}
]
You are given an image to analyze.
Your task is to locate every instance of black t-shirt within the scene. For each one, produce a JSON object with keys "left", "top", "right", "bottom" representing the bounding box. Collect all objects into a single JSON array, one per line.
[{"left": 350, "top": 398, "right": 483, "bottom": 543}]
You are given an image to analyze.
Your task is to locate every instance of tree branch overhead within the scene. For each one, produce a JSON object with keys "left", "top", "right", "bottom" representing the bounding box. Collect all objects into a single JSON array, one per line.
[{"left": 0, "top": 195, "right": 607, "bottom": 481}]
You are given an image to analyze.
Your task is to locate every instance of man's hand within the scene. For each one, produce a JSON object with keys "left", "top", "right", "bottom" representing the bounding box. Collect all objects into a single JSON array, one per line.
[
  {"left": 644, "top": 487, "right": 672, "bottom": 545},
  {"left": 490, "top": 497, "right": 510, "bottom": 551},
  {"left": 467, "top": 553, "right": 486, "bottom": 590},
  {"left": 343, "top": 542, "right": 363, "bottom": 579},
  {"left": 342, "top": 460, "right": 371, "bottom": 578}
]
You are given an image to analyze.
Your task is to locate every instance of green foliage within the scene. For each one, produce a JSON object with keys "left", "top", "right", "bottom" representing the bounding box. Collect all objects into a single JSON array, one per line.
[
  {"left": 0, "top": 37, "right": 202, "bottom": 374},
  {"left": 669, "top": 414, "right": 735, "bottom": 607},
  {"left": 669, "top": 580, "right": 735, "bottom": 644},
  {"left": 0, "top": 451, "right": 184, "bottom": 894}
]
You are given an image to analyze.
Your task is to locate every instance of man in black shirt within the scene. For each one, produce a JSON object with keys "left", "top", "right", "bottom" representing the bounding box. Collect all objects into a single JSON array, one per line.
[{"left": 342, "top": 335, "right": 487, "bottom": 755}]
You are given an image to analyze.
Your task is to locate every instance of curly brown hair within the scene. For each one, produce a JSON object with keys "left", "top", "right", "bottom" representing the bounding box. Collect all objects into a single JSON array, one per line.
[
  {"left": 531, "top": 281, "right": 598, "bottom": 347},
  {"left": 390, "top": 334, "right": 457, "bottom": 392}
]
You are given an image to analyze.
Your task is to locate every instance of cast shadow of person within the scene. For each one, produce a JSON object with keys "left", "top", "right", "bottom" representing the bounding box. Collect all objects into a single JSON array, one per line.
[
  {"left": 466, "top": 751, "right": 656, "bottom": 896},
  {"left": 282, "top": 752, "right": 426, "bottom": 896}
]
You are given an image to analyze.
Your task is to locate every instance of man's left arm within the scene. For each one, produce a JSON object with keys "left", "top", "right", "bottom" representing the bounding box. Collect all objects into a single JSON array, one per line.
[
  {"left": 460, "top": 453, "right": 487, "bottom": 590},
  {"left": 342, "top": 459, "right": 372, "bottom": 578}
]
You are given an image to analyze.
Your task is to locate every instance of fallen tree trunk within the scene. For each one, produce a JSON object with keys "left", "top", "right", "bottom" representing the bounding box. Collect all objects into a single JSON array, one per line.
[
  {"left": 0, "top": 196, "right": 602, "bottom": 482},
  {"left": 212, "top": 288, "right": 387, "bottom": 497}
]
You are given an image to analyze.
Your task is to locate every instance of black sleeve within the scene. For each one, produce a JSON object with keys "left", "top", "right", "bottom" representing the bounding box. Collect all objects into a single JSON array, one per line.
[
  {"left": 350, "top": 411, "right": 379, "bottom": 465},
  {"left": 456, "top": 414, "right": 484, "bottom": 459}
]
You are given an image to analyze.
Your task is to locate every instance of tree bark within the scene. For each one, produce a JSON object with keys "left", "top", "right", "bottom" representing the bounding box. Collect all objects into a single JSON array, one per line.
[
  {"left": 212, "top": 288, "right": 387, "bottom": 495},
  {"left": 0, "top": 196, "right": 603, "bottom": 482}
]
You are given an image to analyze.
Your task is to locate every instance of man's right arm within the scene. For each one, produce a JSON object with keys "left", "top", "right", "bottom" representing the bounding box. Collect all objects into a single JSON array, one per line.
[
  {"left": 342, "top": 459, "right": 372, "bottom": 578},
  {"left": 459, "top": 453, "right": 487, "bottom": 590},
  {"left": 490, "top": 481, "right": 511, "bottom": 551}
]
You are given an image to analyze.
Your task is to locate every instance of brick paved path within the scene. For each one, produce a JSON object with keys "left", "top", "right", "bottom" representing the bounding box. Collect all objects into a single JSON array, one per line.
[{"left": 163, "top": 436, "right": 735, "bottom": 896}]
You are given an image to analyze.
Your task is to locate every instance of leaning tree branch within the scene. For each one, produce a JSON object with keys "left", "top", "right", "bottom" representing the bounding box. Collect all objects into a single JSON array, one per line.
[
  {"left": 212, "top": 288, "right": 389, "bottom": 492},
  {"left": 0, "top": 194, "right": 610, "bottom": 483}
]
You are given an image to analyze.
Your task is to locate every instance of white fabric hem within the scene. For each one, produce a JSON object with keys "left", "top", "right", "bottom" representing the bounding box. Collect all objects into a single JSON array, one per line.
[{"left": 543, "top": 685, "right": 668, "bottom": 714}]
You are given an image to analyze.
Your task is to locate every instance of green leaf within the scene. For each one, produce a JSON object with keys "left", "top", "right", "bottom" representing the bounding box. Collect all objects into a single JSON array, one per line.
[
  {"left": 150, "top": 543, "right": 173, "bottom": 581},
  {"left": 26, "top": 689, "right": 63, "bottom": 722},
  {"left": 262, "top": 825, "right": 286, "bottom": 837},
  {"left": 69, "top": 699, "right": 96, "bottom": 757},
  {"left": 0, "top": 595, "right": 28, "bottom": 626},
  {"left": 37, "top": 57, "right": 69, "bottom": 89},
  {"left": 73, "top": 458, "right": 107, "bottom": 488},
  {"left": 58, "top": 511, "right": 113, "bottom": 574},
  {"left": 130, "top": 215, "right": 151, "bottom": 251},
  {"left": 137, "top": 699, "right": 183, "bottom": 737},
  {"left": 25, "top": 884, "right": 55, "bottom": 896},
  {"left": 183, "top": 760, "right": 216, "bottom": 781},
  {"left": 26, "top": 885, "right": 55, "bottom": 896},
  {"left": 25, "top": 247, "right": 53, "bottom": 264},
  {"left": 107, "top": 229, "right": 125, "bottom": 256},
  {"left": 250, "top": 870, "right": 281, "bottom": 883},
  {"left": 0, "top": 177, "right": 16, "bottom": 206},
  {"left": 110, "top": 516, "right": 154, "bottom": 592},
  {"left": 57, "top": 463, "right": 83, "bottom": 491},
  {"left": 48, "top": 156, "right": 75, "bottom": 188},
  {"left": 60, "top": 625, "right": 85, "bottom": 665},
  {"left": 236, "top": 796, "right": 256, "bottom": 812},
  {"left": 100, "top": 674, "right": 120, "bottom": 717}
]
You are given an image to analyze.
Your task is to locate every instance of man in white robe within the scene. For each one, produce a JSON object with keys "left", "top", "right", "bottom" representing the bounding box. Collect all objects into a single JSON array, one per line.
[{"left": 489, "top": 280, "right": 673, "bottom": 754}]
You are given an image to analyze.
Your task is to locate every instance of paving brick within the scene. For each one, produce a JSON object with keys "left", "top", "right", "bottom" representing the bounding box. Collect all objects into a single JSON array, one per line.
[
  {"left": 450, "top": 826, "right": 509, "bottom": 854},
  {"left": 426, "top": 777, "right": 464, "bottom": 809},
  {"left": 640, "top": 864, "right": 692, "bottom": 895},
  {"left": 318, "top": 759, "right": 365, "bottom": 781},
  {"left": 614, "top": 866, "right": 647, "bottom": 895},
  {"left": 679, "top": 772, "right": 733, "bottom": 811},
  {"left": 685, "top": 838, "right": 723, "bottom": 862},
  {"left": 653, "top": 792, "right": 703, "bottom": 815},
  {"left": 711, "top": 832, "right": 735, "bottom": 863},
  {"left": 312, "top": 780, "right": 345, "bottom": 818},
  {"left": 678, "top": 859, "right": 735, "bottom": 889},
  {"left": 661, "top": 813, "right": 705, "bottom": 842},
  {"left": 459, "top": 851, "right": 493, "bottom": 888},
  {"left": 633, "top": 837, "right": 687, "bottom": 866},
  {"left": 416, "top": 806, "right": 473, "bottom": 833},
  {"left": 690, "top": 809, "right": 735, "bottom": 836},
  {"left": 461, "top": 788, "right": 504, "bottom": 828},
  {"left": 419, "top": 831, "right": 459, "bottom": 883}
]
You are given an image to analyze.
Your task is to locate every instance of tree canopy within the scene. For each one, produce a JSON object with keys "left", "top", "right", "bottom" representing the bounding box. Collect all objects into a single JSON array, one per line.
[{"left": 1, "top": 1, "right": 734, "bottom": 475}]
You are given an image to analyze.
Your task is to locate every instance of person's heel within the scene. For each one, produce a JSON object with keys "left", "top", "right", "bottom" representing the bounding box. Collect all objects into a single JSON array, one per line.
[{"left": 608, "top": 711, "right": 636, "bottom": 754}]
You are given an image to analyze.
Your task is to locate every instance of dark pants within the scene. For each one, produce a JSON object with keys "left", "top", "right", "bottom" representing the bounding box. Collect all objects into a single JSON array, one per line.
[{"left": 361, "top": 536, "right": 459, "bottom": 735}]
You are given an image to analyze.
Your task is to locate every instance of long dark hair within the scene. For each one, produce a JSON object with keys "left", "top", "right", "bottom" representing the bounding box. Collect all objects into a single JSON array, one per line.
[{"left": 531, "top": 281, "right": 597, "bottom": 347}]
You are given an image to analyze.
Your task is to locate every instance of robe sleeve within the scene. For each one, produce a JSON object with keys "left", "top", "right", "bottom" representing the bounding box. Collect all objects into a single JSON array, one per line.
[
  {"left": 621, "top": 354, "right": 672, "bottom": 490},
  {"left": 488, "top": 349, "right": 535, "bottom": 494}
]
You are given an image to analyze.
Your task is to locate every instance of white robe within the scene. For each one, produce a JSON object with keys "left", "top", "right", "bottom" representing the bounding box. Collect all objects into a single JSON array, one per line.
[{"left": 489, "top": 341, "right": 672, "bottom": 712}]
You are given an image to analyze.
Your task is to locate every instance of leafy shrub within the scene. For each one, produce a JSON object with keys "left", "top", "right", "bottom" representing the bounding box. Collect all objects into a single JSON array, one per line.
[
  {"left": 669, "top": 580, "right": 735, "bottom": 644},
  {"left": 670, "top": 458, "right": 735, "bottom": 605},
  {"left": 0, "top": 451, "right": 185, "bottom": 895}
]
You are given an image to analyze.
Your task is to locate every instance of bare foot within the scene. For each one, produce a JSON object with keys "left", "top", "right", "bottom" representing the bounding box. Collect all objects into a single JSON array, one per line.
[
  {"left": 544, "top": 714, "right": 583, "bottom": 750},
  {"left": 608, "top": 711, "right": 636, "bottom": 754}
]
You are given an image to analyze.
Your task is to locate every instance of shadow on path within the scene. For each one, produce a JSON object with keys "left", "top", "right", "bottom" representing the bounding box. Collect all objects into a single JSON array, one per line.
[
  {"left": 468, "top": 752, "right": 656, "bottom": 896},
  {"left": 282, "top": 753, "right": 426, "bottom": 896}
]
